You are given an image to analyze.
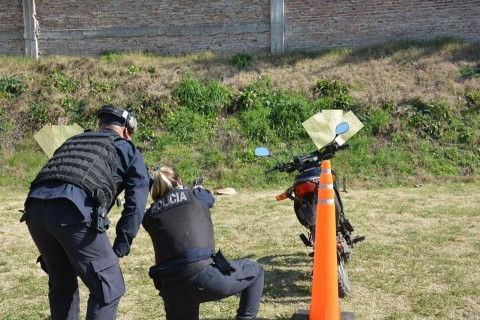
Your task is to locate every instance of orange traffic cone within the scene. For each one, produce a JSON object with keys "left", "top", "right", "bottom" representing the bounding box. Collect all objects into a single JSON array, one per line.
[{"left": 309, "top": 160, "right": 340, "bottom": 320}]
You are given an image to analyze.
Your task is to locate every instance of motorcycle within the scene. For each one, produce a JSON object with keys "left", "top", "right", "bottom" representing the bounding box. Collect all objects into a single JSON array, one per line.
[{"left": 255, "top": 122, "right": 364, "bottom": 298}]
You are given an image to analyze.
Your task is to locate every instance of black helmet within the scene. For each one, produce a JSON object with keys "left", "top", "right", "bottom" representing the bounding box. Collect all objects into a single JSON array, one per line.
[{"left": 98, "top": 105, "right": 138, "bottom": 134}]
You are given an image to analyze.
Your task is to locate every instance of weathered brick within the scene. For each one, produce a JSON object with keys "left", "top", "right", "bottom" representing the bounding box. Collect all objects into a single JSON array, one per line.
[{"left": 0, "top": 0, "right": 478, "bottom": 56}]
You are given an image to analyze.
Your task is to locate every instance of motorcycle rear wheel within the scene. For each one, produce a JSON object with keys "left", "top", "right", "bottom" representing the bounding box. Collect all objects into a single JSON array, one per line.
[{"left": 337, "top": 258, "right": 350, "bottom": 298}]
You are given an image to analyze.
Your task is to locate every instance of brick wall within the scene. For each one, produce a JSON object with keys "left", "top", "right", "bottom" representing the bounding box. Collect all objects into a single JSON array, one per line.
[
  {"left": 34, "top": 0, "right": 271, "bottom": 56},
  {"left": 0, "top": 0, "right": 479, "bottom": 57},
  {"left": 285, "top": 0, "right": 480, "bottom": 51},
  {"left": 0, "top": 1, "right": 25, "bottom": 55}
]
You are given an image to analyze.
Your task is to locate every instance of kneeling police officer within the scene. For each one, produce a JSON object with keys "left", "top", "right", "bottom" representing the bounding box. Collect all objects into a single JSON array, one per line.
[
  {"left": 143, "top": 166, "right": 264, "bottom": 320},
  {"left": 21, "top": 105, "right": 151, "bottom": 320}
]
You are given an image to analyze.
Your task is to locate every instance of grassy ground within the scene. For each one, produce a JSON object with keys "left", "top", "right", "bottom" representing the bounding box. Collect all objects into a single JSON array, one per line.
[{"left": 1, "top": 182, "right": 479, "bottom": 319}]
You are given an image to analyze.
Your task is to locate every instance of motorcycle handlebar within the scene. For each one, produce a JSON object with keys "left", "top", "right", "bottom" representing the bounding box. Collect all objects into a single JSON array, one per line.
[
  {"left": 265, "top": 143, "right": 351, "bottom": 174},
  {"left": 338, "top": 143, "right": 350, "bottom": 150},
  {"left": 265, "top": 166, "right": 278, "bottom": 174}
]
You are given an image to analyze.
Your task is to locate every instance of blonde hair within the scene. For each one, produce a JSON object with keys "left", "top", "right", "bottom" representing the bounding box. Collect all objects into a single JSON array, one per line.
[{"left": 150, "top": 166, "right": 179, "bottom": 201}]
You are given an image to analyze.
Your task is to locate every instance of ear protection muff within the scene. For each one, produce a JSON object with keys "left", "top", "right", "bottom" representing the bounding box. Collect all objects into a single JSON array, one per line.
[{"left": 98, "top": 105, "right": 138, "bottom": 134}]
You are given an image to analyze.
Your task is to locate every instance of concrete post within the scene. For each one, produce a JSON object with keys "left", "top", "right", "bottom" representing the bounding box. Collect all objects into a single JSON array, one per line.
[
  {"left": 22, "top": 0, "right": 39, "bottom": 59},
  {"left": 270, "top": 0, "right": 284, "bottom": 54}
]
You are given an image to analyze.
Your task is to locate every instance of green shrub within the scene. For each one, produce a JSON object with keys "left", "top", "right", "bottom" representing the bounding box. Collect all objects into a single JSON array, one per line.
[
  {"left": 27, "top": 102, "right": 51, "bottom": 128},
  {"left": 0, "top": 118, "right": 15, "bottom": 137},
  {"left": 59, "top": 96, "right": 76, "bottom": 109},
  {"left": 162, "top": 107, "right": 215, "bottom": 143},
  {"left": 465, "top": 90, "right": 480, "bottom": 110},
  {"left": 0, "top": 75, "right": 28, "bottom": 98},
  {"left": 236, "top": 76, "right": 274, "bottom": 111},
  {"left": 312, "top": 96, "right": 337, "bottom": 110},
  {"left": 151, "top": 142, "right": 204, "bottom": 184},
  {"left": 42, "top": 69, "right": 78, "bottom": 94},
  {"left": 238, "top": 77, "right": 358, "bottom": 142},
  {"left": 88, "top": 77, "right": 116, "bottom": 94},
  {"left": 59, "top": 97, "right": 89, "bottom": 125},
  {"left": 313, "top": 79, "right": 356, "bottom": 111},
  {"left": 232, "top": 53, "right": 253, "bottom": 70},
  {"left": 457, "top": 130, "right": 474, "bottom": 144},
  {"left": 172, "top": 74, "right": 204, "bottom": 109},
  {"left": 147, "top": 66, "right": 156, "bottom": 74},
  {"left": 99, "top": 50, "right": 122, "bottom": 61},
  {"left": 238, "top": 106, "right": 274, "bottom": 143},
  {"left": 367, "top": 109, "right": 393, "bottom": 136},
  {"left": 197, "top": 145, "right": 227, "bottom": 171},
  {"left": 406, "top": 99, "right": 453, "bottom": 139},
  {"left": 314, "top": 79, "right": 349, "bottom": 97},
  {"left": 204, "top": 81, "right": 232, "bottom": 113},
  {"left": 333, "top": 94, "right": 356, "bottom": 111},
  {"left": 127, "top": 65, "right": 140, "bottom": 75},
  {"left": 459, "top": 64, "right": 480, "bottom": 78},
  {"left": 268, "top": 92, "right": 317, "bottom": 140},
  {"left": 172, "top": 74, "right": 231, "bottom": 117},
  {"left": 127, "top": 96, "right": 167, "bottom": 143}
]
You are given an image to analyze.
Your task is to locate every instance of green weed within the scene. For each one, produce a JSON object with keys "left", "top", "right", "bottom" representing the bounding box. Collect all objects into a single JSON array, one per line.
[
  {"left": 0, "top": 75, "right": 28, "bottom": 98},
  {"left": 88, "top": 77, "right": 117, "bottom": 94},
  {"left": 465, "top": 90, "right": 480, "bottom": 110},
  {"left": 127, "top": 65, "right": 140, "bottom": 75},
  {"left": 172, "top": 74, "right": 231, "bottom": 117},
  {"left": 161, "top": 107, "right": 215, "bottom": 144},
  {"left": 314, "top": 79, "right": 349, "bottom": 97},
  {"left": 232, "top": 53, "right": 253, "bottom": 70},
  {"left": 99, "top": 50, "right": 122, "bottom": 61},
  {"left": 42, "top": 69, "right": 78, "bottom": 93},
  {"left": 26, "top": 102, "right": 50, "bottom": 128},
  {"left": 367, "top": 109, "right": 393, "bottom": 136},
  {"left": 459, "top": 64, "right": 480, "bottom": 78}
]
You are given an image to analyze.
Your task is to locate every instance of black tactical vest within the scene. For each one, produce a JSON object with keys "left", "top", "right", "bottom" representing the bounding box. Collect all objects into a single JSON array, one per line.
[
  {"left": 145, "top": 188, "right": 215, "bottom": 265},
  {"left": 31, "top": 131, "right": 120, "bottom": 206}
]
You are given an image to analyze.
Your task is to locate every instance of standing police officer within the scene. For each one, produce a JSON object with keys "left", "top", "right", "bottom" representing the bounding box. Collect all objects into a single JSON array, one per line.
[
  {"left": 20, "top": 105, "right": 151, "bottom": 320},
  {"left": 143, "top": 166, "right": 264, "bottom": 320}
]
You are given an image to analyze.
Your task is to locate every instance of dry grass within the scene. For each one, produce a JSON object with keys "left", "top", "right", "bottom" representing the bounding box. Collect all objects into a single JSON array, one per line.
[{"left": 1, "top": 182, "right": 480, "bottom": 319}]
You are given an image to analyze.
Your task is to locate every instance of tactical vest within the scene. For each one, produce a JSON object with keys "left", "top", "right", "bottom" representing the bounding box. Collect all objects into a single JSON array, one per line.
[
  {"left": 31, "top": 131, "right": 120, "bottom": 206},
  {"left": 145, "top": 188, "right": 215, "bottom": 265}
]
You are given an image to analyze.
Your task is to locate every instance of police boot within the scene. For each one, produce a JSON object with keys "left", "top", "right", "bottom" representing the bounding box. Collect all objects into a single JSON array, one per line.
[{"left": 236, "top": 316, "right": 256, "bottom": 320}]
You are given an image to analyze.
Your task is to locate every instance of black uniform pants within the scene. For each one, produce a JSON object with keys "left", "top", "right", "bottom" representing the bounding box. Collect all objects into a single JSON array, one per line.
[
  {"left": 24, "top": 198, "right": 125, "bottom": 320},
  {"left": 158, "top": 258, "right": 264, "bottom": 320}
]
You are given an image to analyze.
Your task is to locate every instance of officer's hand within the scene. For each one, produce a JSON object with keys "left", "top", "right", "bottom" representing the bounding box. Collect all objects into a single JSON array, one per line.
[{"left": 191, "top": 176, "right": 204, "bottom": 189}]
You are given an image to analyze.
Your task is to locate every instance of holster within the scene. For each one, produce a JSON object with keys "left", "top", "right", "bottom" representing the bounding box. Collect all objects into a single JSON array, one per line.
[
  {"left": 212, "top": 250, "right": 236, "bottom": 275},
  {"left": 91, "top": 189, "right": 109, "bottom": 233},
  {"left": 92, "top": 206, "right": 108, "bottom": 233}
]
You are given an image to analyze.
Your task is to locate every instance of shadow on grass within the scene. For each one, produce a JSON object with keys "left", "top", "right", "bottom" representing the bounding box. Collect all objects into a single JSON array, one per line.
[{"left": 257, "top": 253, "right": 313, "bottom": 302}]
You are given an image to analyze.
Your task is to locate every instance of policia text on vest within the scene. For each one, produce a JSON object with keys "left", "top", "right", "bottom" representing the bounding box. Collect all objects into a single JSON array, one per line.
[{"left": 150, "top": 189, "right": 189, "bottom": 212}]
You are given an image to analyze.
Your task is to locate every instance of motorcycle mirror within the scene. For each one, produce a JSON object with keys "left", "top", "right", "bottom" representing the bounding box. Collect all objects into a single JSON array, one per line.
[
  {"left": 335, "top": 122, "right": 350, "bottom": 136},
  {"left": 255, "top": 147, "right": 270, "bottom": 157}
]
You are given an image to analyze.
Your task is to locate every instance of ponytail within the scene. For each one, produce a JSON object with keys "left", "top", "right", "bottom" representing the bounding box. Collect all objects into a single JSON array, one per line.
[{"left": 150, "top": 166, "right": 179, "bottom": 201}]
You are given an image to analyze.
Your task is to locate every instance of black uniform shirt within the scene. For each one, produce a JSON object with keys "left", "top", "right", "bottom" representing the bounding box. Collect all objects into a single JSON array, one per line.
[{"left": 25, "top": 129, "right": 151, "bottom": 258}]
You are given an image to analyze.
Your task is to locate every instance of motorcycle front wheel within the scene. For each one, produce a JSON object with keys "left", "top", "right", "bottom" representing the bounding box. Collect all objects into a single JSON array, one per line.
[{"left": 337, "top": 258, "right": 351, "bottom": 298}]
